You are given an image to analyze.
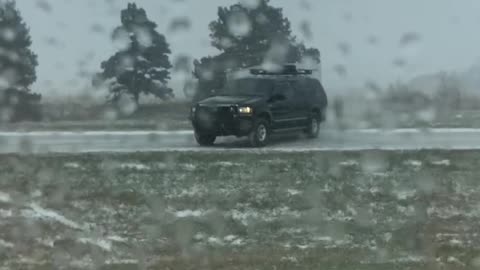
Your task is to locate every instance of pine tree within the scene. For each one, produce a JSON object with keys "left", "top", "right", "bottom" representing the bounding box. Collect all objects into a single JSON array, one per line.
[
  {"left": 97, "top": 3, "right": 173, "bottom": 104},
  {"left": 0, "top": 0, "right": 41, "bottom": 121},
  {"left": 193, "top": 0, "right": 320, "bottom": 101}
]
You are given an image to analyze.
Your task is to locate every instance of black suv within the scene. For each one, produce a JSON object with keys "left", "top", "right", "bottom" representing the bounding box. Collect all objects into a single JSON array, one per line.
[{"left": 190, "top": 65, "right": 328, "bottom": 147}]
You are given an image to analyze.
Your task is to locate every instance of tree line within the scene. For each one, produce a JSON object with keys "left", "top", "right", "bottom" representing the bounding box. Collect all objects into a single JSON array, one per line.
[
  {"left": 1, "top": 0, "right": 472, "bottom": 123},
  {"left": 0, "top": 0, "right": 320, "bottom": 122}
]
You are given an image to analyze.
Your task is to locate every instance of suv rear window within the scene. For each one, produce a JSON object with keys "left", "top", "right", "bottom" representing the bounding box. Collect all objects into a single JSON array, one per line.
[{"left": 305, "top": 78, "right": 323, "bottom": 97}]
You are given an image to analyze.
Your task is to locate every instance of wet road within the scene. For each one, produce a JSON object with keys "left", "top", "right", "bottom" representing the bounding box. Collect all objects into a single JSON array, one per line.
[{"left": 1, "top": 128, "right": 480, "bottom": 153}]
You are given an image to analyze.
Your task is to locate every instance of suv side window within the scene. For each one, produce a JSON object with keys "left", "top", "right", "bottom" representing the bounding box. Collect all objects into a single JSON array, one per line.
[
  {"left": 274, "top": 81, "right": 295, "bottom": 100},
  {"left": 306, "top": 79, "right": 322, "bottom": 97},
  {"left": 290, "top": 79, "right": 310, "bottom": 101}
]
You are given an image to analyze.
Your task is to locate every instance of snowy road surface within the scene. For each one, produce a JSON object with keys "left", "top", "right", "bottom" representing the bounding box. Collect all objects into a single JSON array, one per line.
[{"left": 1, "top": 128, "right": 480, "bottom": 153}]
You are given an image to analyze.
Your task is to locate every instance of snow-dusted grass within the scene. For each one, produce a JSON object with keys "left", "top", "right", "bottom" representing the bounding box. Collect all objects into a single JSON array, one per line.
[
  {"left": 0, "top": 119, "right": 192, "bottom": 132},
  {"left": 64, "top": 162, "right": 83, "bottom": 169},
  {"left": 431, "top": 159, "right": 451, "bottom": 166},
  {"left": 119, "top": 163, "right": 151, "bottom": 171},
  {"left": 22, "top": 203, "right": 85, "bottom": 230},
  {"left": 0, "top": 149, "right": 479, "bottom": 269},
  {"left": 404, "top": 159, "right": 423, "bottom": 167},
  {"left": 0, "top": 191, "right": 11, "bottom": 203}
]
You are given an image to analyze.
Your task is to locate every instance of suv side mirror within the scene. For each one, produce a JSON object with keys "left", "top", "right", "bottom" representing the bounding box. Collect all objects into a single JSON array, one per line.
[{"left": 269, "top": 94, "right": 286, "bottom": 103}]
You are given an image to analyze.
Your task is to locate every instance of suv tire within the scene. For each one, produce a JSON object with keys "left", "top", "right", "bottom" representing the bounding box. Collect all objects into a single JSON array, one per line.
[
  {"left": 194, "top": 132, "right": 216, "bottom": 146},
  {"left": 249, "top": 119, "right": 270, "bottom": 147},
  {"left": 305, "top": 114, "right": 321, "bottom": 138}
]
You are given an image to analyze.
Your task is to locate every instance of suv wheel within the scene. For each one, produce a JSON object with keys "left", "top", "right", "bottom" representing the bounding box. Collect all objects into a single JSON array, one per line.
[
  {"left": 194, "top": 132, "right": 216, "bottom": 146},
  {"left": 305, "top": 114, "right": 321, "bottom": 138},
  {"left": 249, "top": 119, "right": 270, "bottom": 147}
]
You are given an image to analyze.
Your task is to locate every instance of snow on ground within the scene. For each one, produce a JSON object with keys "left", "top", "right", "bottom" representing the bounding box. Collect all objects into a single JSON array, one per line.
[
  {"left": 404, "top": 160, "right": 423, "bottom": 167},
  {"left": 286, "top": 188, "right": 302, "bottom": 196},
  {"left": 229, "top": 207, "right": 302, "bottom": 226},
  {"left": 31, "top": 190, "right": 42, "bottom": 198},
  {"left": 431, "top": 159, "right": 451, "bottom": 166},
  {"left": 6, "top": 128, "right": 480, "bottom": 154},
  {"left": 173, "top": 209, "right": 210, "bottom": 218},
  {"left": 0, "top": 209, "right": 12, "bottom": 217},
  {"left": 107, "top": 235, "right": 129, "bottom": 243},
  {"left": 165, "top": 185, "right": 207, "bottom": 199},
  {"left": 1, "top": 150, "right": 480, "bottom": 268},
  {"left": 207, "top": 236, "right": 224, "bottom": 246},
  {"left": 223, "top": 234, "right": 246, "bottom": 246},
  {"left": 69, "top": 257, "right": 95, "bottom": 269},
  {"left": 22, "top": 203, "right": 85, "bottom": 230},
  {"left": 448, "top": 238, "right": 464, "bottom": 247},
  {"left": 427, "top": 205, "right": 464, "bottom": 219},
  {"left": 155, "top": 162, "right": 169, "bottom": 169},
  {"left": 182, "top": 164, "right": 197, "bottom": 171},
  {"left": 0, "top": 239, "right": 14, "bottom": 248},
  {"left": 78, "top": 237, "right": 113, "bottom": 251},
  {"left": 390, "top": 256, "right": 427, "bottom": 263},
  {"left": 214, "top": 161, "right": 243, "bottom": 167},
  {"left": 120, "top": 163, "right": 151, "bottom": 171},
  {"left": 394, "top": 189, "right": 417, "bottom": 200},
  {"left": 4, "top": 128, "right": 480, "bottom": 137},
  {"left": 281, "top": 256, "right": 299, "bottom": 263},
  {"left": 64, "top": 162, "right": 82, "bottom": 169},
  {"left": 104, "top": 259, "right": 139, "bottom": 265},
  {"left": 0, "top": 191, "right": 11, "bottom": 203},
  {"left": 447, "top": 256, "right": 466, "bottom": 266},
  {"left": 339, "top": 160, "right": 359, "bottom": 167},
  {"left": 36, "top": 238, "right": 54, "bottom": 248}
]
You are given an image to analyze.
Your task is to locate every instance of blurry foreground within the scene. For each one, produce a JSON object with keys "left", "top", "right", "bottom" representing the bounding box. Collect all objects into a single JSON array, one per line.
[{"left": 0, "top": 150, "right": 479, "bottom": 269}]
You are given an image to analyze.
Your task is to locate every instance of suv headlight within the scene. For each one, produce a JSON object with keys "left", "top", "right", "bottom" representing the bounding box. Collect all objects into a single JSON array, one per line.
[
  {"left": 238, "top": 106, "right": 253, "bottom": 114},
  {"left": 191, "top": 106, "right": 197, "bottom": 114}
]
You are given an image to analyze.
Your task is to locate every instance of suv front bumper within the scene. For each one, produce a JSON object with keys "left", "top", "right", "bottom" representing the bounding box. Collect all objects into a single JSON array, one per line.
[{"left": 190, "top": 106, "right": 254, "bottom": 137}]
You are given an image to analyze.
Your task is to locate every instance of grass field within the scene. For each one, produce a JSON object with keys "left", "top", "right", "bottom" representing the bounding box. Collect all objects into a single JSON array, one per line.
[
  {"left": 1, "top": 150, "right": 480, "bottom": 269},
  {"left": 5, "top": 98, "right": 480, "bottom": 131},
  {"left": 6, "top": 109, "right": 480, "bottom": 132},
  {"left": 0, "top": 119, "right": 192, "bottom": 132}
]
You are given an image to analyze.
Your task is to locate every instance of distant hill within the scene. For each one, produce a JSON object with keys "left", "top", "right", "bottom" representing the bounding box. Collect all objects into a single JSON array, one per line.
[
  {"left": 407, "top": 64, "right": 480, "bottom": 95},
  {"left": 459, "top": 63, "right": 480, "bottom": 93}
]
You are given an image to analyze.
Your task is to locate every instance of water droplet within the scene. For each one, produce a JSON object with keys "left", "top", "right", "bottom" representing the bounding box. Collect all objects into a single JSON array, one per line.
[
  {"left": 0, "top": 28, "right": 16, "bottom": 42},
  {"left": 337, "top": 42, "right": 351, "bottom": 56},
  {"left": 90, "top": 23, "right": 105, "bottom": 34},
  {"left": 393, "top": 58, "right": 407, "bottom": 68},
  {"left": 133, "top": 26, "right": 153, "bottom": 48},
  {"left": 333, "top": 64, "right": 347, "bottom": 77},
  {"left": 300, "top": 21, "right": 313, "bottom": 40},
  {"left": 112, "top": 27, "right": 131, "bottom": 51},
  {"left": 227, "top": 11, "right": 252, "bottom": 38},
  {"left": 361, "top": 152, "right": 388, "bottom": 173},
  {"left": 173, "top": 55, "right": 191, "bottom": 74},
  {"left": 240, "top": 0, "right": 262, "bottom": 10},
  {"left": 399, "top": 32, "right": 421, "bottom": 47},
  {"left": 219, "top": 37, "right": 235, "bottom": 50},
  {"left": 367, "top": 35, "right": 378, "bottom": 45},
  {"left": 102, "top": 108, "right": 118, "bottom": 121},
  {"left": 168, "top": 17, "right": 191, "bottom": 33},
  {"left": 118, "top": 96, "right": 137, "bottom": 116},
  {"left": 36, "top": 0, "right": 52, "bottom": 13}
]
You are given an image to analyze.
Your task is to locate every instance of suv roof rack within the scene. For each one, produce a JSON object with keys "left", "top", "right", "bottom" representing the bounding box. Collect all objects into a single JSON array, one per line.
[{"left": 250, "top": 64, "right": 313, "bottom": 76}]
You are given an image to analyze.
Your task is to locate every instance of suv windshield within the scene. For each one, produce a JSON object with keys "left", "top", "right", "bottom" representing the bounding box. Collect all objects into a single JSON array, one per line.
[{"left": 222, "top": 78, "right": 273, "bottom": 97}]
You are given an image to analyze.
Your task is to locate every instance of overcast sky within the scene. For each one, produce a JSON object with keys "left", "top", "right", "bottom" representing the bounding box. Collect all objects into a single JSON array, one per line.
[{"left": 14, "top": 0, "right": 480, "bottom": 97}]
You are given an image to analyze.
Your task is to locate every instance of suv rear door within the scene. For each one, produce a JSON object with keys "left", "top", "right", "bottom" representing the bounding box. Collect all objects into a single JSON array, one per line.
[
  {"left": 270, "top": 80, "right": 297, "bottom": 130},
  {"left": 306, "top": 78, "right": 328, "bottom": 109},
  {"left": 289, "top": 78, "right": 310, "bottom": 126}
]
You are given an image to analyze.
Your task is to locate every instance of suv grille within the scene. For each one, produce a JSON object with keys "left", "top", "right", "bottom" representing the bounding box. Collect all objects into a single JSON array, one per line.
[{"left": 195, "top": 106, "right": 235, "bottom": 132}]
